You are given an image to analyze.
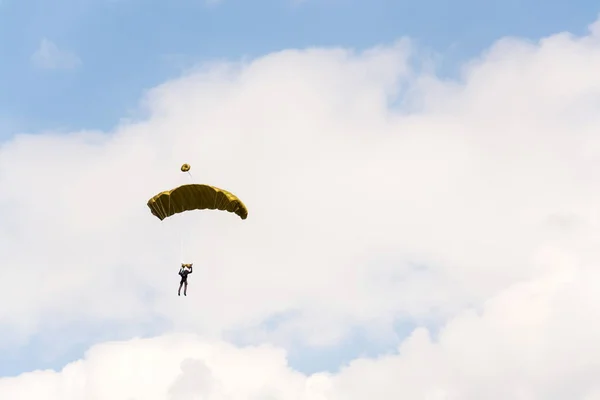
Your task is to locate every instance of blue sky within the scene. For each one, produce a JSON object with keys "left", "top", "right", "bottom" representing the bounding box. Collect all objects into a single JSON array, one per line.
[
  {"left": 1, "top": 0, "right": 599, "bottom": 380},
  {"left": 0, "top": 0, "right": 598, "bottom": 135}
]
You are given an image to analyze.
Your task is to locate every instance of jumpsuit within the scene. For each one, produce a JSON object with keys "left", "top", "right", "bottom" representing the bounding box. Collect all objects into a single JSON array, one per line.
[{"left": 178, "top": 264, "right": 193, "bottom": 296}]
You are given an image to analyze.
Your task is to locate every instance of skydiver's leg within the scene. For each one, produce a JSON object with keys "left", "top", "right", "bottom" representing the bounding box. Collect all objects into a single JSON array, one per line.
[
  {"left": 178, "top": 279, "right": 184, "bottom": 296},
  {"left": 184, "top": 281, "right": 188, "bottom": 296}
]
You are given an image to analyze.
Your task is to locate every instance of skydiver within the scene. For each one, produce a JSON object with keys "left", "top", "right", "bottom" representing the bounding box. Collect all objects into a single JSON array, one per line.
[{"left": 178, "top": 263, "right": 193, "bottom": 296}]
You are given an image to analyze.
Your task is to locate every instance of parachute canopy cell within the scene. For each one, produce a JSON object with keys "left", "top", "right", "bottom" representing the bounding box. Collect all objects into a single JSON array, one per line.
[{"left": 147, "top": 184, "right": 248, "bottom": 221}]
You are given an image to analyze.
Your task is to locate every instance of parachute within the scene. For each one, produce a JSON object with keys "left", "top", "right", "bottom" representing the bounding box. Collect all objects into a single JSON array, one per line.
[
  {"left": 147, "top": 164, "right": 248, "bottom": 263},
  {"left": 147, "top": 184, "right": 248, "bottom": 221},
  {"left": 147, "top": 165, "right": 248, "bottom": 221}
]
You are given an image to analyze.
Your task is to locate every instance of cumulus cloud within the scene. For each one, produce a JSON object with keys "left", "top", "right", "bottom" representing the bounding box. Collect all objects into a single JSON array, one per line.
[
  {"left": 2, "top": 283, "right": 600, "bottom": 400},
  {"left": 2, "top": 14, "right": 600, "bottom": 399},
  {"left": 31, "top": 38, "right": 81, "bottom": 70}
]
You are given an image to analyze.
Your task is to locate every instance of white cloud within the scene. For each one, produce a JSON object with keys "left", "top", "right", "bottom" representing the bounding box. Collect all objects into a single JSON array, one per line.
[
  {"left": 2, "top": 15, "right": 600, "bottom": 398},
  {"left": 1, "top": 276, "right": 600, "bottom": 400},
  {"left": 31, "top": 38, "right": 81, "bottom": 70}
]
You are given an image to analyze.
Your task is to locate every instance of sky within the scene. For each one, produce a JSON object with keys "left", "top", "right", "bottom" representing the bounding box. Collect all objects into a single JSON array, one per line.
[
  {"left": 2, "top": 0, "right": 600, "bottom": 399},
  {"left": 0, "top": 0, "right": 598, "bottom": 133}
]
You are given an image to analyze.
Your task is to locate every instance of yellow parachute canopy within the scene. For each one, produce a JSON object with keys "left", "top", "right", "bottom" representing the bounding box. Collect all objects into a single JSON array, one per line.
[{"left": 147, "top": 184, "right": 248, "bottom": 221}]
